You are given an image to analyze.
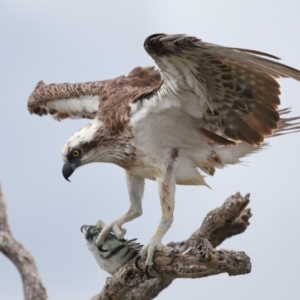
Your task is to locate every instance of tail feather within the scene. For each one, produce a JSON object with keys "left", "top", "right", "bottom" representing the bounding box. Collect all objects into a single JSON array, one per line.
[{"left": 214, "top": 107, "right": 300, "bottom": 166}]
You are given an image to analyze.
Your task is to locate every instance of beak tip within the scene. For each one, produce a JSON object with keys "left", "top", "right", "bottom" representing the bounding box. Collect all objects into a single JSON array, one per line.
[{"left": 62, "top": 162, "right": 75, "bottom": 182}]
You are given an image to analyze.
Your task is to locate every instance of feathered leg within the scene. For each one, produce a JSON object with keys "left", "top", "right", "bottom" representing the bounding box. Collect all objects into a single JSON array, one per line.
[
  {"left": 135, "top": 149, "right": 178, "bottom": 274},
  {"left": 96, "top": 173, "right": 144, "bottom": 246}
]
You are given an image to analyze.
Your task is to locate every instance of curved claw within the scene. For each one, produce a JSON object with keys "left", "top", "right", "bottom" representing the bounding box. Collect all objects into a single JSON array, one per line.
[
  {"left": 166, "top": 250, "right": 176, "bottom": 265},
  {"left": 97, "top": 245, "right": 108, "bottom": 252},
  {"left": 145, "top": 265, "right": 151, "bottom": 278},
  {"left": 135, "top": 255, "right": 143, "bottom": 270},
  {"left": 152, "top": 264, "right": 160, "bottom": 274}
]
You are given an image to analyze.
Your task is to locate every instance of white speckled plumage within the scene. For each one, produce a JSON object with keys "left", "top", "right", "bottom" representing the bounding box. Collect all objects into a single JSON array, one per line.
[{"left": 48, "top": 95, "right": 100, "bottom": 120}]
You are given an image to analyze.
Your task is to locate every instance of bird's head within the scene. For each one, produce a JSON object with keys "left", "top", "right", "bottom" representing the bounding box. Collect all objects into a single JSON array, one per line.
[
  {"left": 81, "top": 224, "right": 101, "bottom": 243},
  {"left": 80, "top": 224, "right": 103, "bottom": 253},
  {"left": 61, "top": 120, "right": 106, "bottom": 181},
  {"left": 61, "top": 118, "right": 134, "bottom": 181}
]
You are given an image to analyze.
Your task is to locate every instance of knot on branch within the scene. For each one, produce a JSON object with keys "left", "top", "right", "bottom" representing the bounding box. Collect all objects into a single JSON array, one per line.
[
  {"left": 187, "top": 233, "right": 251, "bottom": 276},
  {"left": 214, "top": 249, "right": 251, "bottom": 276},
  {"left": 199, "top": 192, "right": 252, "bottom": 247},
  {"left": 119, "top": 268, "right": 144, "bottom": 286},
  {"left": 189, "top": 233, "right": 212, "bottom": 262}
]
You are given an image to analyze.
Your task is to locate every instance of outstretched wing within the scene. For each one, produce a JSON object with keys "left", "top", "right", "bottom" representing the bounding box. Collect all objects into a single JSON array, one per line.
[
  {"left": 27, "top": 80, "right": 105, "bottom": 120},
  {"left": 142, "top": 34, "right": 300, "bottom": 146},
  {"left": 27, "top": 67, "right": 162, "bottom": 123}
]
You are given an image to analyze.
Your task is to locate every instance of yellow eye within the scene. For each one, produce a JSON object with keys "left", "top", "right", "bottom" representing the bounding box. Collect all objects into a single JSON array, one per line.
[{"left": 72, "top": 150, "right": 80, "bottom": 157}]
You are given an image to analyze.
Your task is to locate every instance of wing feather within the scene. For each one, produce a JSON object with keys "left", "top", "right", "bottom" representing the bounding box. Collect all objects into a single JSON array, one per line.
[
  {"left": 27, "top": 67, "right": 162, "bottom": 124},
  {"left": 27, "top": 80, "right": 105, "bottom": 120},
  {"left": 27, "top": 33, "right": 300, "bottom": 146},
  {"left": 143, "top": 34, "right": 300, "bottom": 145}
]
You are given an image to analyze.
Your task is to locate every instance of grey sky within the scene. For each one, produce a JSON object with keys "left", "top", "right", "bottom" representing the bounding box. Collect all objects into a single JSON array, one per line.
[{"left": 1, "top": 1, "right": 300, "bottom": 299}]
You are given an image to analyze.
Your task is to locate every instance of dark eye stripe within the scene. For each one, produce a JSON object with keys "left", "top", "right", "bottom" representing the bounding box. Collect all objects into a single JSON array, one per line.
[{"left": 67, "top": 148, "right": 81, "bottom": 161}]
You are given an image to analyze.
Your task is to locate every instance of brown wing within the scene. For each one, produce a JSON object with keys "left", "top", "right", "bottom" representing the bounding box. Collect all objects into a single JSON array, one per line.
[
  {"left": 27, "top": 67, "right": 162, "bottom": 122},
  {"left": 144, "top": 34, "right": 300, "bottom": 145},
  {"left": 97, "top": 67, "right": 162, "bottom": 132},
  {"left": 27, "top": 80, "right": 106, "bottom": 120}
]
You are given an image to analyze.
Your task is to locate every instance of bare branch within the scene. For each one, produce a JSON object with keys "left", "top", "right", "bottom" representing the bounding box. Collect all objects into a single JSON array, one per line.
[
  {"left": 123, "top": 278, "right": 173, "bottom": 300},
  {"left": 0, "top": 184, "right": 47, "bottom": 300},
  {"left": 1, "top": 183, "right": 252, "bottom": 300},
  {"left": 93, "top": 192, "right": 252, "bottom": 300},
  {"left": 199, "top": 192, "right": 252, "bottom": 247}
]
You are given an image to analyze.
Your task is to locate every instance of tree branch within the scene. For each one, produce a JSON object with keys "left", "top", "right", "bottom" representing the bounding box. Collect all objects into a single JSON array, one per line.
[
  {"left": 0, "top": 185, "right": 47, "bottom": 300},
  {"left": 0, "top": 182, "right": 252, "bottom": 300},
  {"left": 94, "top": 192, "right": 252, "bottom": 300}
]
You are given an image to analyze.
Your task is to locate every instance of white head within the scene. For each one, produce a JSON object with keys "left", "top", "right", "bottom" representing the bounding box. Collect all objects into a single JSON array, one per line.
[
  {"left": 61, "top": 118, "right": 133, "bottom": 181},
  {"left": 61, "top": 119, "right": 105, "bottom": 181}
]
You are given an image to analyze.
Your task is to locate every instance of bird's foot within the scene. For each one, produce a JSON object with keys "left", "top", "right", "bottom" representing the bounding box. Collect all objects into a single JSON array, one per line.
[
  {"left": 135, "top": 240, "right": 176, "bottom": 277},
  {"left": 95, "top": 220, "right": 127, "bottom": 250}
]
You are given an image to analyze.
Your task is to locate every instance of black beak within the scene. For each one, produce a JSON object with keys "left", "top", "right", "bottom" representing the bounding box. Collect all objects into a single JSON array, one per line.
[{"left": 62, "top": 162, "right": 75, "bottom": 182}]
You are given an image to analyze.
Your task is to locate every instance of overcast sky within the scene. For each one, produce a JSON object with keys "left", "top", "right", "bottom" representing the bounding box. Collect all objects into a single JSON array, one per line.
[{"left": 1, "top": 1, "right": 300, "bottom": 299}]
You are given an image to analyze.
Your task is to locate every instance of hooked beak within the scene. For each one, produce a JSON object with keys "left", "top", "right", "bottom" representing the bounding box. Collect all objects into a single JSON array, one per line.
[{"left": 62, "top": 162, "right": 77, "bottom": 181}]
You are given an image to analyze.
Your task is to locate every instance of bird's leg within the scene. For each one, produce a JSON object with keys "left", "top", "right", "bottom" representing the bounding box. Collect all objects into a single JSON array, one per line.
[
  {"left": 136, "top": 149, "right": 178, "bottom": 275},
  {"left": 95, "top": 173, "right": 144, "bottom": 246}
]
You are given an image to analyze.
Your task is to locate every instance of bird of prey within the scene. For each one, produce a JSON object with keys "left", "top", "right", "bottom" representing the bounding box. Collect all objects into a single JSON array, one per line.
[
  {"left": 81, "top": 221, "right": 142, "bottom": 275},
  {"left": 27, "top": 34, "right": 300, "bottom": 272}
]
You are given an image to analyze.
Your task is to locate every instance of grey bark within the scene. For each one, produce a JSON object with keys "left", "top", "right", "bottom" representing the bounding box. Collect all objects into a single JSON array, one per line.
[
  {"left": 94, "top": 192, "right": 252, "bottom": 300},
  {"left": 0, "top": 185, "right": 47, "bottom": 300},
  {"left": 0, "top": 182, "right": 252, "bottom": 300}
]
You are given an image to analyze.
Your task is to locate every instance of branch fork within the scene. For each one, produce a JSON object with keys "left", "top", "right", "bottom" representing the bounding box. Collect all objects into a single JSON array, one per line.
[{"left": 0, "top": 185, "right": 252, "bottom": 300}]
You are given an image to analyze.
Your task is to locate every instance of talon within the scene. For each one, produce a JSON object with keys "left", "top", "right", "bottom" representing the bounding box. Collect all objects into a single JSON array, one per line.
[
  {"left": 145, "top": 265, "right": 151, "bottom": 278},
  {"left": 135, "top": 255, "right": 142, "bottom": 270},
  {"left": 97, "top": 245, "right": 108, "bottom": 252},
  {"left": 95, "top": 220, "right": 106, "bottom": 230},
  {"left": 166, "top": 250, "right": 176, "bottom": 265},
  {"left": 152, "top": 264, "right": 160, "bottom": 274}
]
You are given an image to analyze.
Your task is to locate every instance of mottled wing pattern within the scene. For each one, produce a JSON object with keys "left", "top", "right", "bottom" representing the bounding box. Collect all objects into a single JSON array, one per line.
[
  {"left": 27, "top": 67, "right": 162, "bottom": 124},
  {"left": 27, "top": 80, "right": 106, "bottom": 120},
  {"left": 144, "top": 34, "right": 300, "bottom": 145},
  {"left": 97, "top": 67, "right": 162, "bottom": 132}
]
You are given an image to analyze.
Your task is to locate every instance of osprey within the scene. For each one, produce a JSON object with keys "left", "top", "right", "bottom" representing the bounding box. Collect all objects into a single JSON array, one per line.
[{"left": 27, "top": 34, "right": 300, "bottom": 271}]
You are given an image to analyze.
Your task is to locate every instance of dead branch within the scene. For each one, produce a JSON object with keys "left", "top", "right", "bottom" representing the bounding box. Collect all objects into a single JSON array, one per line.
[
  {"left": 94, "top": 192, "right": 252, "bottom": 300},
  {"left": 0, "top": 183, "right": 251, "bottom": 300},
  {"left": 0, "top": 185, "right": 47, "bottom": 300}
]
